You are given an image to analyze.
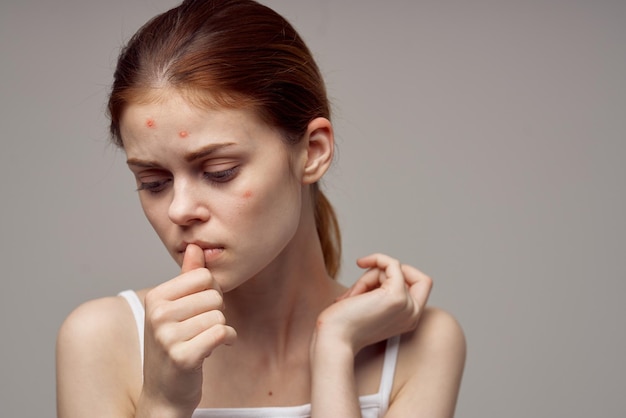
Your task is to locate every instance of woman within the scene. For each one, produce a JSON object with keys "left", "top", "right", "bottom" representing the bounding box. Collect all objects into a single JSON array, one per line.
[{"left": 56, "top": 1, "right": 466, "bottom": 417}]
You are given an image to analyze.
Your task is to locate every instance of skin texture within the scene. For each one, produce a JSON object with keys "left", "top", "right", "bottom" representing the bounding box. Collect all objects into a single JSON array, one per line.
[
  {"left": 56, "top": 90, "right": 466, "bottom": 418},
  {"left": 122, "top": 92, "right": 308, "bottom": 293}
]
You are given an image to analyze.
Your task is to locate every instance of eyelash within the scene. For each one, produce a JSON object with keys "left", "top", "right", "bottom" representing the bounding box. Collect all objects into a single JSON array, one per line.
[
  {"left": 203, "top": 166, "right": 239, "bottom": 183},
  {"left": 137, "top": 179, "right": 171, "bottom": 193},
  {"left": 137, "top": 167, "right": 239, "bottom": 194}
]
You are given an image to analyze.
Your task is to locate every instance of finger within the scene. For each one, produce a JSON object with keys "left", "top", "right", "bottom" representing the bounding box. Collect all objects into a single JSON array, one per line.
[
  {"left": 399, "top": 263, "right": 431, "bottom": 286},
  {"left": 151, "top": 308, "right": 226, "bottom": 349},
  {"left": 401, "top": 264, "right": 433, "bottom": 307},
  {"left": 177, "top": 310, "right": 228, "bottom": 342},
  {"left": 191, "top": 324, "right": 238, "bottom": 358},
  {"left": 164, "top": 289, "right": 225, "bottom": 321},
  {"left": 169, "top": 325, "right": 237, "bottom": 370},
  {"left": 356, "top": 253, "right": 400, "bottom": 273},
  {"left": 148, "top": 269, "right": 221, "bottom": 303},
  {"left": 181, "top": 243, "right": 205, "bottom": 274},
  {"left": 356, "top": 253, "right": 404, "bottom": 291},
  {"left": 338, "top": 268, "right": 382, "bottom": 300}
]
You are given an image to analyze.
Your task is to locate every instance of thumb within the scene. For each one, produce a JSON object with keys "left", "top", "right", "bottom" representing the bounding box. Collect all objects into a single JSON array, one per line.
[{"left": 181, "top": 243, "right": 205, "bottom": 273}]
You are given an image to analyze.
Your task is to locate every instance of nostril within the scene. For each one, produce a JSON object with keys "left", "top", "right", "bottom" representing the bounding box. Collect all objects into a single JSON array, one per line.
[
  {"left": 168, "top": 200, "right": 210, "bottom": 226},
  {"left": 167, "top": 181, "right": 210, "bottom": 226}
]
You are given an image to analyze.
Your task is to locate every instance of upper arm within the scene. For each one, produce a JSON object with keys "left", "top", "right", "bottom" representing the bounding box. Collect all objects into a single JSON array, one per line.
[
  {"left": 386, "top": 307, "right": 466, "bottom": 418},
  {"left": 56, "top": 296, "right": 142, "bottom": 418}
]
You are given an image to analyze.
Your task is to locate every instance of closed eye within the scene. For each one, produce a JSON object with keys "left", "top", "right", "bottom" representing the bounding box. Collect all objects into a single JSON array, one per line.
[
  {"left": 137, "top": 179, "right": 172, "bottom": 193},
  {"left": 203, "top": 166, "right": 239, "bottom": 183}
]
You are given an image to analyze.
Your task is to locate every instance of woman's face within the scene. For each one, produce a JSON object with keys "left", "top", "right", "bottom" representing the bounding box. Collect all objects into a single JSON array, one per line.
[{"left": 120, "top": 91, "right": 305, "bottom": 291}]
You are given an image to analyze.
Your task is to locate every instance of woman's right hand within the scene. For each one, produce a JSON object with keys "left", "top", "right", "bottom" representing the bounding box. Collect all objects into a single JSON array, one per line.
[{"left": 138, "top": 244, "right": 237, "bottom": 417}]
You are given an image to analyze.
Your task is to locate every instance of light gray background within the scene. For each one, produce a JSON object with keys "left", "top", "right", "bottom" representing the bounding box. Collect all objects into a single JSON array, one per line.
[{"left": 1, "top": 0, "right": 624, "bottom": 416}]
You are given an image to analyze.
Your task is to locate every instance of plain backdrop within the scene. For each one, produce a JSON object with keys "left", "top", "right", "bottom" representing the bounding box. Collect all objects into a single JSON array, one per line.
[{"left": 1, "top": 0, "right": 625, "bottom": 416}]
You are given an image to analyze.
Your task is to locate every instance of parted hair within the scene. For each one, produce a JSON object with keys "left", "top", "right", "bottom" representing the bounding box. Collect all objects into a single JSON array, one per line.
[{"left": 107, "top": 0, "right": 341, "bottom": 277}]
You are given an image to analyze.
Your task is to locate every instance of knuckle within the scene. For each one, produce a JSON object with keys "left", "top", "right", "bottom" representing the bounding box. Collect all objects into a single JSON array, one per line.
[
  {"left": 212, "top": 310, "right": 226, "bottom": 325},
  {"left": 200, "top": 310, "right": 226, "bottom": 331},
  {"left": 169, "top": 345, "right": 195, "bottom": 370},
  {"left": 154, "top": 324, "right": 176, "bottom": 347},
  {"left": 198, "top": 310, "right": 225, "bottom": 332},
  {"left": 207, "top": 289, "right": 223, "bottom": 306},
  {"left": 210, "top": 324, "right": 229, "bottom": 344},
  {"left": 144, "top": 289, "right": 160, "bottom": 309},
  {"left": 149, "top": 303, "right": 171, "bottom": 325},
  {"left": 423, "top": 273, "right": 434, "bottom": 286},
  {"left": 420, "top": 271, "right": 433, "bottom": 286}
]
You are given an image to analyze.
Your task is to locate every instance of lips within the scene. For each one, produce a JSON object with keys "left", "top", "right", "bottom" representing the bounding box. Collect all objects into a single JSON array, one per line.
[
  {"left": 176, "top": 241, "right": 224, "bottom": 254},
  {"left": 176, "top": 241, "right": 225, "bottom": 265},
  {"left": 202, "top": 247, "right": 225, "bottom": 264}
]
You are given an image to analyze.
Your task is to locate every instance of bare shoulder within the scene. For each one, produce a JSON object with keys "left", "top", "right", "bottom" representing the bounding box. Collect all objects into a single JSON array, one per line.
[
  {"left": 57, "top": 295, "right": 141, "bottom": 363},
  {"left": 387, "top": 307, "right": 466, "bottom": 418},
  {"left": 403, "top": 306, "right": 466, "bottom": 356},
  {"left": 58, "top": 295, "right": 131, "bottom": 340},
  {"left": 56, "top": 295, "right": 143, "bottom": 417},
  {"left": 57, "top": 288, "right": 150, "bottom": 349}
]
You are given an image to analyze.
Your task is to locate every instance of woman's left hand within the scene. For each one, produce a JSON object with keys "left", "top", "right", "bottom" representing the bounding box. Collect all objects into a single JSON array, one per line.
[{"left": 314, "top": 253, "right": 433, "bottom": 354}]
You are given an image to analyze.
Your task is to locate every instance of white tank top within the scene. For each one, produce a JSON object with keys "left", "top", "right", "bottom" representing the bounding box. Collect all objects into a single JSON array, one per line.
[{"left": 119, "top": 290, "right": 401, "bottom": 418}]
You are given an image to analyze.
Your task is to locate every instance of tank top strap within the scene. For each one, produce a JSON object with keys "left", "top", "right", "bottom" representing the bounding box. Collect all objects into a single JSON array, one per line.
[
  {"left": 117, "top": 288, "right": 402, "bottom": 407},
  {"left": 378, "top": 335, "right": 401, "bottom": 413},
  {"left": 118, "top": 290, "right": 145, "bottom": 368}
]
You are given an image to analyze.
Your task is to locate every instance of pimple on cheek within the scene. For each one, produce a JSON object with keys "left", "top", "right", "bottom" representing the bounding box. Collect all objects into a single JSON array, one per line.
[
  {"left": 179, "top": 130, "right": 189, "bottom": 138},
  {"left": 145, "top": 118, "right": 155, "bottom": 128},
  {"left": 242, "top": 190, "right": 253, "bottom": 199}
]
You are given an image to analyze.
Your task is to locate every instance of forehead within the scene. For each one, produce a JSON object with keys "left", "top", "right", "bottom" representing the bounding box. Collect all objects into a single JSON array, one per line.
[
  {"left": 120, "top": 90, "right": 247, "bottom": 133},
  {"left": 119, "top": 91, "right": 287, "bottom": 160},
  {"left": 120, "top": 87, "right": 258, "bottom": 125}
]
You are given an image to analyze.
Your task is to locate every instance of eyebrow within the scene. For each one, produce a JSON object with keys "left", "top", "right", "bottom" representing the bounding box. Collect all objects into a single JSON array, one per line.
[
  {"left": 184, "top": 142, "right": 236, "bottom": 162},
  {"left": 126, "top": 142, "right": 236, "bottom": 167}
]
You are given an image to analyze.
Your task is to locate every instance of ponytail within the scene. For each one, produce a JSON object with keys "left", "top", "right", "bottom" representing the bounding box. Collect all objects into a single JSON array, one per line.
[{"left": 313, "top": 185, "right": 342, "bottom": 278}]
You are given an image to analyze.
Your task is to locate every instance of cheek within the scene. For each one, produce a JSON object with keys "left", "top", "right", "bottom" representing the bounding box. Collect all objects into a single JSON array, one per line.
[
  {"left": 237, "top": 181, "right": 301, "bottom": 230},
  {"left": 232, "top": 188, "right": 258, "bottom": 218}
]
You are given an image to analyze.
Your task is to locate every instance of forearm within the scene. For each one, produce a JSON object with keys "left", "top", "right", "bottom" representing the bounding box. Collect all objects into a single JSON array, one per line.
[{"left": 310, "top": 334, "right": 362, "bottom": 418}]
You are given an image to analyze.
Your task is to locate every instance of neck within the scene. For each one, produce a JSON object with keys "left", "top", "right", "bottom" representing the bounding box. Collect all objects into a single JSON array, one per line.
[{"left": 221, "top": 212, "right": 345, "bottom": 362}]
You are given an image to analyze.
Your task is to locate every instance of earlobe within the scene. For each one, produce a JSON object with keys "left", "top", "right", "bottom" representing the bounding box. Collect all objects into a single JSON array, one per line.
[{"left": 301, "top": 117, "right": 334, "bottom": 185}]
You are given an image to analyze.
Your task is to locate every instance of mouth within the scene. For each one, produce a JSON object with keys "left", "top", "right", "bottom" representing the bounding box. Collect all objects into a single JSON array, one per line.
[
  {"left": 201, "top": 247, "right": 224, "bottom": 264},
  {"left": 176, "top": 241, "right": 225, "bottom": 264}
]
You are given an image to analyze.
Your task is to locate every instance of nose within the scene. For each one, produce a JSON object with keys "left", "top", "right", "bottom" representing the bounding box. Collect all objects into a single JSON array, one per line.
[{"left": 168, "top": 180, "right": 210, "bottom": 226}]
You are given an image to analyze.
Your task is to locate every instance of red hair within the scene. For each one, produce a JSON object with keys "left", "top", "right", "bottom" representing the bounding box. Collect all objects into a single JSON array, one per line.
[{"left": 107, "top": 0, "right": 341, "bottom": 277}]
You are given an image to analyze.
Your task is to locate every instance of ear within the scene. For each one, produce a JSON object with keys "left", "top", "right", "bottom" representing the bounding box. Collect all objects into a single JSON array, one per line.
[{"left": 301, "top": 117, "right": 334, "bottom": 185}]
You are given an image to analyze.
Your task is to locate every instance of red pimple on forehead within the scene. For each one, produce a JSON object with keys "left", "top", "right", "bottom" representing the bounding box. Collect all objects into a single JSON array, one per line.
[
  {"left": 179, "top": 130, "right": 189, "bottom": 138},
  {"left": 146, "top": 118, "right": 155, "bottom": 128}
]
